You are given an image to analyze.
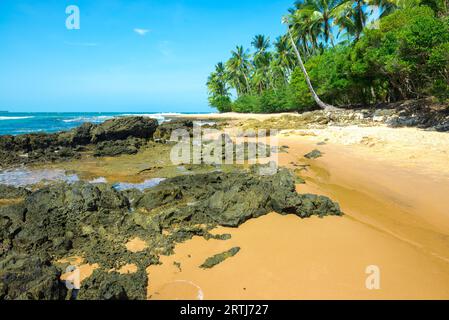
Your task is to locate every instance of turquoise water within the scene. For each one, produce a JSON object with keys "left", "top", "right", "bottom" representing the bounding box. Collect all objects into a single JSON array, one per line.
[{"left": 0, "top": 111, "right": 205, "bottom": 136}]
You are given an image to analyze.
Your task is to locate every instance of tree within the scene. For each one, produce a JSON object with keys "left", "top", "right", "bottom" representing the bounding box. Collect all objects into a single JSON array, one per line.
[
  {"left": 251, "top": 35, "right": 273, "bottom": 93},
  {"left": 207, "top": 62, "right": 232, "bottom": 112},
  {"left": 227, "top": 46, "right": 253, "bottom": 96},
  {"left": 282, "top": 14, "right": 339, "bottom": 110},
  {"left": 294, "top": 0, "right": 351, "bottom": 46},
  {"left": 274, "top": 35, "right": 296, "bottom": 83}
]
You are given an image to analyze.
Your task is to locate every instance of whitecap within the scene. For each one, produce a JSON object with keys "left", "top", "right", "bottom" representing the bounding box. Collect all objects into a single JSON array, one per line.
[{"left": 62, "top": 116, "right": 114, "bottom": 123}]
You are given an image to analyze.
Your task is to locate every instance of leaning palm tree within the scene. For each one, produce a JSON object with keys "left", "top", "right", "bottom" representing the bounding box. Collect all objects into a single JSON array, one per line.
[{"left": 282, "top": 14, "right": 338, "bottom": 111}]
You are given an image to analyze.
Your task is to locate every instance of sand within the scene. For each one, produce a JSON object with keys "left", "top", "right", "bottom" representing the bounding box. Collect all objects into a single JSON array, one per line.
[
  {"left": 169, "top": 112, "right": 301, "bottom": 121},
  {"left": 146, "top": 122, "right": 449, "bottom": 300}
]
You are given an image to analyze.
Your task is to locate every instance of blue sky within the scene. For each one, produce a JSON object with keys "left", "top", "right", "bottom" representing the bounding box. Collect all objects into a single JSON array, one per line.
[{"left": 0, "top": 0, "right": 292, "bottom": 112}]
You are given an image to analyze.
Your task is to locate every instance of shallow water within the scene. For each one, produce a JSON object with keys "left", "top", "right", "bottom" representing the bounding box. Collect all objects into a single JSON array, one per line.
[
  {"left": 0, "top": 168, "right": 79, "bottom": 187},
  {"left": 112, "top": 178, "right": 166, "bottom": 191}
]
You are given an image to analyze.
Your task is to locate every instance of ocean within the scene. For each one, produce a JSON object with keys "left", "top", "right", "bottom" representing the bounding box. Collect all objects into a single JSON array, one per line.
[{"left": 0, "top": 112, "right": 207, "bottom": 136}]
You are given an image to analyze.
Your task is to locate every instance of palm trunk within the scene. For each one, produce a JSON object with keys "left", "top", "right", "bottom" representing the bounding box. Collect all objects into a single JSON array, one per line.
[{"left": 288, "top": 28, "right": 338, "bottom": 111}]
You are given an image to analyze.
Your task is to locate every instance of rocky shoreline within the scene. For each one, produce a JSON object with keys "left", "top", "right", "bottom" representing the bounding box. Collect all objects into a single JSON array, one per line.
[{"left": 0, "top": 116, "right": 341, "bottom": 300}]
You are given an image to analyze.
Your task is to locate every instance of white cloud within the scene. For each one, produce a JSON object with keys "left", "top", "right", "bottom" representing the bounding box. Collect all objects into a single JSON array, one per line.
[{"left": 134, "top": 28, "right": 150, "bottom": 36}]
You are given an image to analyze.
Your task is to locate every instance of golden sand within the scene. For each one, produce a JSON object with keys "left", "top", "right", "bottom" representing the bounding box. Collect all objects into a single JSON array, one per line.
[
  {"left": 111, "top": 264, "right": 138, "bottom": 275},
  {"left": 126, "top": 237, "right": 148, "bottom": 253},
  {"left": 146, "top": 126, "right": 449, "bottom": 300}
]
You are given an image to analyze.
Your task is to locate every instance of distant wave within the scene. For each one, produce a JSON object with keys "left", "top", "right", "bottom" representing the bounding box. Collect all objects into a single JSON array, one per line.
[
  {"left": 0, "top": 116, "right": 34, "bottom": 120},
  {"left": 62, "top": 116, "right": 114, "bottom": 123},
  {"left": 119, "top": 113, "right": 183, "bottom": 123}
]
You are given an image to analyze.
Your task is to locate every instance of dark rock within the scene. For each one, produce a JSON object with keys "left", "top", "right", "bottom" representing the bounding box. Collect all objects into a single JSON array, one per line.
[
  {"left": 0, "top": 166, "right": 341, "bottom": 300},
  {"left": 136, "top": 168, "right": 341, "bottom": 228},
  {"left": 0, "top": 117, "right": 160, "bottom": 168},
  {"left": 0, "top": 253, "right": 67, "bottom": 300},
  {"left": 200, "top": 247, "right": 240, "bottom": 269},
  {"left": 0, "top": 185, "right": 30, "bottom": 199},
  {"left": 304, "top": 149, "right": 323, "bottom": 159},
  {"left": 90, "top": 117, "right": 158, "bottom": 143},
  {"left": 153, "top": 120, "right": 193, "bottom": 143},
  {"left": 77, "top": 269, "right": 147, "bottom": 300},
  {"left": 93, "top": 138, "right": 146, "bottom": 157}
]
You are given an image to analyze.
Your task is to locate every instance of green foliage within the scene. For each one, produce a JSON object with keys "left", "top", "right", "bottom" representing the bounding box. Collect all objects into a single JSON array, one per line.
[
  {"left": 232, "top": 95, "right": 260, "bottom": 113},
  {"left": 207, "top": 3, "right": 449, "bottom": 113},
  {"left": 209, "top": 95, "right": 232, "bottom": 113},
  {"left": 350, "top": 6, "right": 449, "bottom": 101}
]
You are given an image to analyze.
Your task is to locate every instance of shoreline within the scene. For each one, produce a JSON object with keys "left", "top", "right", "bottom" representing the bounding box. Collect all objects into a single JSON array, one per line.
[
  {"left": 1, "top": 113, "right": 449, "bottom": 300},
  {"left": 144, "top": 123, "right": 449, "bottom": 299}
]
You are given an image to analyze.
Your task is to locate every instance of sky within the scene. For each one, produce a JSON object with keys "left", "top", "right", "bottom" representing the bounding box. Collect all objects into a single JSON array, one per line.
[{"left": 0, "top": 0, "right": 292, "bottom": 112}]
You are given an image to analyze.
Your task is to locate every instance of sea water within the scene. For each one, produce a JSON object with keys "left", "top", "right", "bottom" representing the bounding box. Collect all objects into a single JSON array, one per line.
[{"left": 0, "top": 111, "right": 208, "bottom": 136}]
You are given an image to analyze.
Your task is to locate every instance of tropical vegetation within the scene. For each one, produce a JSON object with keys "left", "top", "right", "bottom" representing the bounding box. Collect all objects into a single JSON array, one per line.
[{"left": 207, "top": 0, "right": 449, "bottom": 113}]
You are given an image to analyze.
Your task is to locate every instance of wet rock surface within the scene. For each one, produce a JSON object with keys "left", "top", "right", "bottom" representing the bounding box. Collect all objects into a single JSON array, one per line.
[{"left": 0, "top": 168, "right": 341, "bottom": 300}]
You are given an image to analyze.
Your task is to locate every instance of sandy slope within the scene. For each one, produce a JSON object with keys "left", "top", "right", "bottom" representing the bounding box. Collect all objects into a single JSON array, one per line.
[{"left": 146, "top": 122, "right": 449, "bottom": 300}]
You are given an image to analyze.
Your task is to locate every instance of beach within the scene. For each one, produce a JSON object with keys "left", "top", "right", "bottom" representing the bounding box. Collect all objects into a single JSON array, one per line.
[
  {"left": 1, "top": 112, "right": 449, "bottom": 300},
  {"left": 145, "top": 120, "right": 449, "bottom": 299}
]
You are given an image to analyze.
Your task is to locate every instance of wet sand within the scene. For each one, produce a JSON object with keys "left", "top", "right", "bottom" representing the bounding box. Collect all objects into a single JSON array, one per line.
[{"left": 146, "top": 126, "right": 449, "bottom": 300}]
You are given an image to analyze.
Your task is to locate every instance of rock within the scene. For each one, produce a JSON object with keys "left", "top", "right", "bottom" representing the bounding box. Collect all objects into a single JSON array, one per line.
[
  {"left": 304, "top": 149, "right": 323, "bottom": 159},
  {"left": 13, "top": 182, "right": 129, "bottom": 255},
  {"left": 200, "top": 247, "right": 240, "bottom": 269},
  {"left": 0, "top": 166, "right": 341, "bottom": 300},
  {"left": 93, "top": 138, "right": 146, "bottom": 157},
  {"left": 0, "top": 117, "right": 160, "bottom": 168},
  {"left": 136, "top": 168, "right": 341, "bottom": 228},
  {"left": 90, "top": 117, "right": 158, "bottom": 143},
  {"left": 77, "top": 269, "right": 147, "bottom": 300},
  {"left": 153, "top": 120, "right": 194, "bottom": 143},
  {"left": 0, "top": 253, "right": 67, "bottom": 300},
  {"left": 0, "top": 185, "right": 30, "bottom": 199}
]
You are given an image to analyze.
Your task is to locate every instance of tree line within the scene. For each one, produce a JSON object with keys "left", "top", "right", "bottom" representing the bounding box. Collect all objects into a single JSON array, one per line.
[{"left": 207, "top": 0, "right": 449, "bottom": 113}]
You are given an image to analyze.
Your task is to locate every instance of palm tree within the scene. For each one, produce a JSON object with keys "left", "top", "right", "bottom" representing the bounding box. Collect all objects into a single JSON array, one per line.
[
  {"left": 274, "top": 35, "right": 295, "bottom": 84},
  {"left": 227, "top": 46, "right": 252, "bottom": 96},
  {"left": 282, "top": 14, "right": 338, "bottom": 111},
  {"left": 251, "top": 35, "right": 272, "bottom": 93},
  {"left": 207, "top": 62, "right": 229, "bottom": 97},
  {"left": 295, "top": 0, "right": 349, "bottom": 47}
]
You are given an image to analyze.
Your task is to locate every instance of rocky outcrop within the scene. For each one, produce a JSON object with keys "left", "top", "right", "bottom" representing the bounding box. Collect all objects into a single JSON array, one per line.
[
  {"left": 153, "top": 120, "right": 194, "bottom": 143},
  {"left": 0, "top": 117, "right": 159, "bottom": 168},
  {"left": 90, "top": 117, "right": 158, "bottom": 143},
  {"left": 93, "top": 138, "right": 146, "bottom": 157},
  {"left": 0, "top": 167, "right": 341, "bottom": 300},
  {"left": 0, "top": 253, "right": 67, "bottom": 300},
  {"left": 0, "top": 185, "right": 30, "bottom": 199}
]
